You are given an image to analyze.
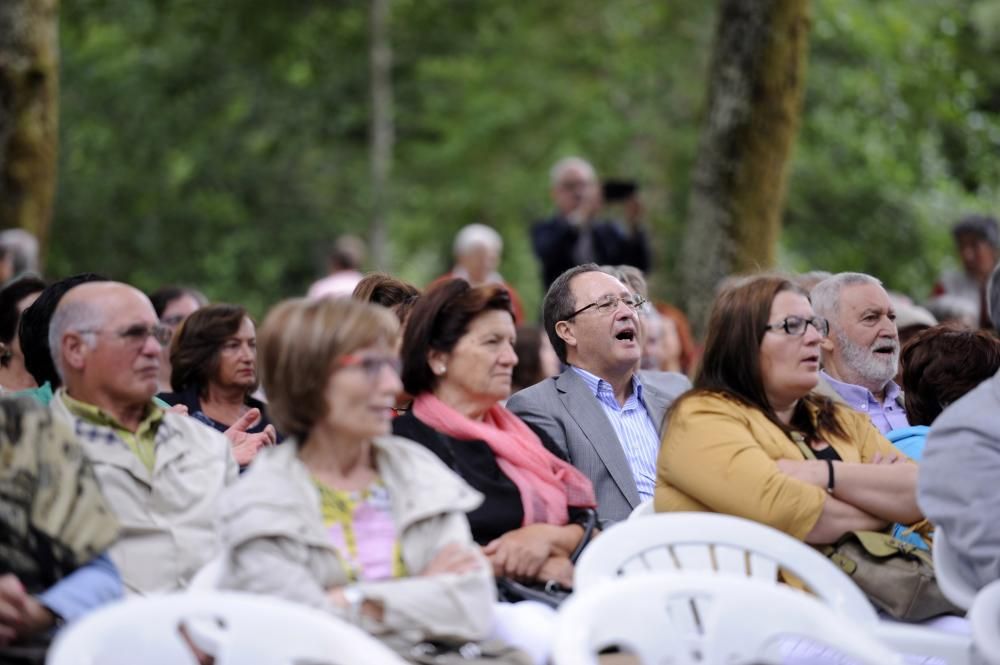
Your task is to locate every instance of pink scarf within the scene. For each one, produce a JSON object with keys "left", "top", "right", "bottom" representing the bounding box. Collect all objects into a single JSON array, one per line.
[{"left": 412, "top": 393, "right": 596, "bottom": 526}]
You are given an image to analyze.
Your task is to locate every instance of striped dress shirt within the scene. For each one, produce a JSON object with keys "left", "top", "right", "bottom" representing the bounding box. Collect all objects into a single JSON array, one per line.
[{"left": 571, "top": 366, "right": 661, "bottom": 501}]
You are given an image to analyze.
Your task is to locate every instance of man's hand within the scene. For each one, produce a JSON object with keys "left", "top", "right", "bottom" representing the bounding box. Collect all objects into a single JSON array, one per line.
[
  {"left": 0, "top": 575, "right": 54, "bottom": 646},
  {"left": 223, "top": 408, "right": 277, "bottom": 466},
  {"left": 482, "top": 525, "right": 553, "bottom": 581},
  {"left": 420, "top": 543, "right": 482, "bottom": 577}
]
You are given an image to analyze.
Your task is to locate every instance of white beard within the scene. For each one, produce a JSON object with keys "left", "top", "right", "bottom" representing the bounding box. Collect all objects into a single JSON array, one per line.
[{"left": 835, "top": 329, "right": 899, "bottom": 388}]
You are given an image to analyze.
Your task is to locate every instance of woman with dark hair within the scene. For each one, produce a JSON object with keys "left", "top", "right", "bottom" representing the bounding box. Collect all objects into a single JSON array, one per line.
[
  {"left": 159, "top": 304, "right": 277, "bottom": 466},
  {"left": 0, "top": 276, "right": 45, "bottom": 392},
  {"left": 392, "top": 279, "right": 596, "bottom": 590},
  {"left": 352, "top": 273, "right": 420, "bottom": 328},
  {"left": 656, "top": 274, "right": 922, "bottom": 545},
  {"left": 891, "top": 325, "right": 1000, "bottom": 460}
]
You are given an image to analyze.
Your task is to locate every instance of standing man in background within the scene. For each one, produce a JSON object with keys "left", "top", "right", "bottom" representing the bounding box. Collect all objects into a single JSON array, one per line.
[{"left": 531, "top": 157, "right": 650, "bottom": 289}]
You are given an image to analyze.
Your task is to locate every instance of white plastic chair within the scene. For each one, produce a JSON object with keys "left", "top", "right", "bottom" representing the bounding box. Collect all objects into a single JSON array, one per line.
[
  {"left": 46, "top": 591, "right": 408, "bottom": 665},
  {"left": 188, "top": 554, "right": 226, "bottom": 590},
  {"left": 627, "top": 498, "right": 654, "bottom": 520},
  {"left": 552, "top": 572, "right": 903, "bottom": 665},
  {"left": 969, "top": 579, "right": 1000, "bottom": 665},
  {"left": 575, "top": 512, "right": 975, "bottom": 664},
  {"left": 934, "top": 526, "right": 980, "bottom": 610},
  {"left": 575, "top": 511, "right": 876, "bottom": 618}
]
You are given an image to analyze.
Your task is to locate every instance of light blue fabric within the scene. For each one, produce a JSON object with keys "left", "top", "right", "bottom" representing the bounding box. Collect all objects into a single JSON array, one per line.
[
  {"left": 571, "top": 366, "right": 660, "bottom": 501},
  {"left": 885, "top": 425, "right": 931, "bottom": 549},
  {"left": 11, "top": 380, "right": 54, "bottom": 405},
  {"left": 37, "top": 553, "right": 122, "bottom": 624},
  {"left": 886, "top": 425, "right": 929, "bottom": 462}
]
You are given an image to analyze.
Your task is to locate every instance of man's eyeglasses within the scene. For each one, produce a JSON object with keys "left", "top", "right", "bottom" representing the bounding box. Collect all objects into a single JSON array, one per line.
[
  {"left": 79, "top": 323, "right": 173, "bottom": 347},
  {"left": 336, "top": 354, "right": 401, "bottom": 379},
  {"left": 763, "top": 316, "right": 830, "bottom": 337},
  {"left": 565, "top": 295, "right": 647, "bottom": 320}
]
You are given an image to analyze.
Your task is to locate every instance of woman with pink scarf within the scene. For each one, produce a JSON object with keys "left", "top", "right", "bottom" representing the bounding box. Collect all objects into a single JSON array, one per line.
[{"left": 393, "top": 279, "right": 597, "bottom": 592}]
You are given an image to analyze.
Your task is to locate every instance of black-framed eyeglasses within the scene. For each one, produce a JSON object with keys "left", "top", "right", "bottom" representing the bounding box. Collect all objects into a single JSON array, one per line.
[
  {"left": 79, "top": 323, "right": 173, "bottom": 347},
  {"left": 763, "top": 316, "right": 829, "bottom": 337},
  {"left": 564, "top": 295, "right": 648, "bottom": 320}
]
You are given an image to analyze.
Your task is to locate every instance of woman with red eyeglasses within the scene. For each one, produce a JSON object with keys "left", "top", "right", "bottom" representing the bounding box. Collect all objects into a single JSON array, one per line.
[{"left": 215, "top": 297, "right": 520, "bottom": 663}]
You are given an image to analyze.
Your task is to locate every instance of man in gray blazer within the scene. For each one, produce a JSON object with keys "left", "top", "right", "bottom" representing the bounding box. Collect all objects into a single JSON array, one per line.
[{"left": 507, "top": 264, "right": 690, "bottom": 524}]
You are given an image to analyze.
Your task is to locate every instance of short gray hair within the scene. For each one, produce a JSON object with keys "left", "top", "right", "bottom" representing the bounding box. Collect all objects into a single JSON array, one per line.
[
  {"left": 810, "top": 272, "right": 884, "bottom": 328},
  {"left": 49, "top": 300, "right": 105, "bottom": 381},
  {"left": 0, "top": 229, "right": 39, "bottom": 277},
  {"left": 542, "top": 263, "right": 602, "bottom": 364},
  {"left": 453, "top": 224, "right": 502, "bottom": 257},
  {"left": 600, "top": 265, "right": 648, "bottom": 299},
  {"left": 990, "top": 264, "right": 1000, "bottom": 332},
  {"left": 549, "top": 156, "right": 596, "bottom": 187}
]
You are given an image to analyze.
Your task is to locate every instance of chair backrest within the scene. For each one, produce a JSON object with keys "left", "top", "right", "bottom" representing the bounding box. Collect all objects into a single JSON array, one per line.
[
  {"left": 934, "top": 526, "right": 980, "bottom": 610},
  {"left": 188, "top": 555, "right": 226, "bottom": 590},
  {"left": 552, "top": 572, "right": 903, "bottom": 665},
  {"left": 969, "top": 578, "right": 1000, "bottom": 665},
  {"left": 574, "top": 512, "right": 878, "bottom": 622},
  {"left": 627, "top": 498, "right": 654, "bottom": 520},
  {"left": 46, "top": 591, "right": 408, "bottom": 665}
]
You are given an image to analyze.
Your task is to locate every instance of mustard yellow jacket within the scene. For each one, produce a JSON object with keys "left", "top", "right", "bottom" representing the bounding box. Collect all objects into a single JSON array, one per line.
[{"left": 655, "top": 392, "right": 901, "bottom": 541}]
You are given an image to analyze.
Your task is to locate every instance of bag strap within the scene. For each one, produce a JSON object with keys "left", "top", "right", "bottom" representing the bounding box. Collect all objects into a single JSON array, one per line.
[
  {"left": 569, "top": 508, "right": 597, "bottom": 563},
  {"left": 790, "top": 431, "right": 817, "bottom": 460}
]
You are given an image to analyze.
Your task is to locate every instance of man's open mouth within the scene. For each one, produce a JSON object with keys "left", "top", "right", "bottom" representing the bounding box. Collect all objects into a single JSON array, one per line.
[{"left": 615, "top": 328, "right": 637, "bottom": 342}]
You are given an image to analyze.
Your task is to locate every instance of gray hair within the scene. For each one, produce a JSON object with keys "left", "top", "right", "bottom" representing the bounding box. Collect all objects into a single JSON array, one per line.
[
  {"left": 453, "top": 224, "right": 502, "bottom": 257},
  {"left": 0, "top": 229, "right": 39, "bottom": 277},
  {"left": 549, "top": 156, "right": 596, "bottom": 187},
  {"left": 810, "top": 272, "right": 884, "bottom": 328},
  {"left": 49, "top": 299, "right": 105, "bottom": 381},
  {"left": 990, "top": 263, "right": 1000, "bottom": 332},
  {"left": 600, "top": 265, "right": 648, "bottom": 299},
  {"left": 542, "top": 263, "right": 602, "bottom": 364}
]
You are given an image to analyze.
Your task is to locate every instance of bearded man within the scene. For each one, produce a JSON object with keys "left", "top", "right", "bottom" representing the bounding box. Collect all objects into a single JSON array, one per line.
[{"left": 810, "top": 273, "right": 909, "bottom": 435}]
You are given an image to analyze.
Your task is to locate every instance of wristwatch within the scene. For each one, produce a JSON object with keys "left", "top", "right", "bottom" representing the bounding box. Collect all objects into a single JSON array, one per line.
[{"left": 341, "top": 586, "right": 364, "bottom": 624}]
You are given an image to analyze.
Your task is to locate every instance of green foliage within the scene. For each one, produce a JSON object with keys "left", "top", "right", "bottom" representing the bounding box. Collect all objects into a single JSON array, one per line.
[
  {"left": 784, "top": 0, "right": 1000, "bottom": 298},
  {"left": 51, "top": 0, "right": 1000, "bottom": 321}
]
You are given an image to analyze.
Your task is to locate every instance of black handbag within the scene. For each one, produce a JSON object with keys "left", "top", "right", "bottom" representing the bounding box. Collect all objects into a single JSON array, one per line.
[{"left": 494, "top": 508, "right": 597, "bottom": 608}]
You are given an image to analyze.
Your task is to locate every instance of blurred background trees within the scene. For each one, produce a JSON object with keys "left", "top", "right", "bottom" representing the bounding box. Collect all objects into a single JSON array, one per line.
[{"left": 13, "top": 0, "right": 1000, "bottom": 321}]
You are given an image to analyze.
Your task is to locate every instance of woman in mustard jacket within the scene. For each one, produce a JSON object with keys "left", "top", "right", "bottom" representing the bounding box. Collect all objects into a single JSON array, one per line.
[{"left": 655, "top": 275, "right": 922, "bottom": 545}]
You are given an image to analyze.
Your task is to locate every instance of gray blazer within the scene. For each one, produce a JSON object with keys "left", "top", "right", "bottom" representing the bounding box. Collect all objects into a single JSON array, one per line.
[
  {"left": 918, "top": 369, "right": 1000, "bottom": 591},
  {"left": 507, "top": 368, "right": 690, "bottom": 524}
]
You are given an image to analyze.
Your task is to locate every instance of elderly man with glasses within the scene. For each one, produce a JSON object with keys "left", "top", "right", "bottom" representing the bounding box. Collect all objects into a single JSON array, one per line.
[
  {"left": 507, "top": 264, "right": 690, "bottom": 524},
  {"left": 47, "top": 281, "right": 238, "bottom": 595}
]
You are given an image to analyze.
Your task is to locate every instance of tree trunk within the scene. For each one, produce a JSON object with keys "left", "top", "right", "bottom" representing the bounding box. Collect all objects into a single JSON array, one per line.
[
  {"left": 368, "top": 0, "right": 393, "bottom": 271},
  {"left": 680, "top": 0, "right": 810, "bottom": 336},
  {"left": 0, "top": 0, "right": 59, "bottom": 259}
]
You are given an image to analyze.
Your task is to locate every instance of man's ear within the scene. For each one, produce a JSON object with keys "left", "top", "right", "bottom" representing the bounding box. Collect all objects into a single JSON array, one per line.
[
  {"left": 554, "top": 320, "right": 576, "bottom": 350},
  {"left": 61, "top": 332, "right": 90, "bottom": 373},
  {"left": 819, "top": 335, "right": 835, "bottom": 353}
]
